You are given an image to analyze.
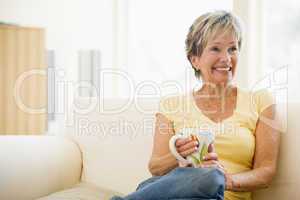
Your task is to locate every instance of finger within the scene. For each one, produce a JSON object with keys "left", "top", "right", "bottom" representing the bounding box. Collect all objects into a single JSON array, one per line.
[
  {"left": 180, "top": 146, "right": 198, "bottom": 157},
  {"left": 201, "top": 163, "right": 218, "bottom": 169},
  {"left": 175, "top": 138, "right": 191, "bottom": 147},
  {"left": 177, "top": 140, "right": 198, "bottom": 153},
  {"left": 211, "top": 165, "right": 226, "bottom": 174},
  {"left": 201, "top": 160, "right": 219, "bottom": 166},
  {"left": 203, "top": 152, "right": 218, "bottom": 161},
  {"left": 200, "top": 163, "right": 226, "bottom": 174},
  {"left": 178, "top": 161, "right": 190, "bottom": 167},
  {"left": 208, "top": 142, "right": 215, "bottom": 153},
  {"left": 201, "top": 160, "right": 225, "bottom": 170}
]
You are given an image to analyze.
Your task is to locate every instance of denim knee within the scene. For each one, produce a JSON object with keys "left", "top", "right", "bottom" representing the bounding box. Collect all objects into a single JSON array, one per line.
[
  {"left": 136, "top": 176, "right": 162, "bottom": 191},
  {"left": 110, "top": 196, "right": 123, "bottom": 200},
  {"left": 203, "top": 168, "right": 225, "bottom": 197},
  {"left": 168, "top": 167, "right": 225, "bottom": 199}
]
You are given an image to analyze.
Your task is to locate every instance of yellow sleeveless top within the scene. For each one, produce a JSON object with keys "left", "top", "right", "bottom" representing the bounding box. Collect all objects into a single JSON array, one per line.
[{"left": 158, "top": 87, "right": 275, "bottom": 200}]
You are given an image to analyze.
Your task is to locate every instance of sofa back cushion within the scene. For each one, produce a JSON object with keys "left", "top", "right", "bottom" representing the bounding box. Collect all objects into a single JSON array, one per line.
[{"left": 65, "top": 97, "right": 159, "bottom": 194}]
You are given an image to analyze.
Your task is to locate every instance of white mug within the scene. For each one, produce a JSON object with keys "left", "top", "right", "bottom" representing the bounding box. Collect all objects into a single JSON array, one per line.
[{"left": 169, "top": 128, "right": 214, "bottom": 167}]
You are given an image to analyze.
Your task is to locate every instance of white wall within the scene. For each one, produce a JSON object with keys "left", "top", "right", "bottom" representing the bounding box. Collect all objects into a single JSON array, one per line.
[
  {"left": 0, "top": 0, "right": 115, "bottom": 132},
  {"left": 0, "top": 0, "right": 114, "bottom": 68}
]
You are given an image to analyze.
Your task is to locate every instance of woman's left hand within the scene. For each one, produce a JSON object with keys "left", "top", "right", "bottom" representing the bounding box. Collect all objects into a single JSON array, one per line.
[
  {"left": 197, "top": 143, "right": 225, "bottom": 172},
  {"left": 197, "top": 143, "right": 234, "bottom": 190}
]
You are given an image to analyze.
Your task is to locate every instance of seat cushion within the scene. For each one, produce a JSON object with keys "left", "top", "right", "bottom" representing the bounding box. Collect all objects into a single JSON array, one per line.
[{"left": 37, "top": 182, "right": 123, "bottom": 200}]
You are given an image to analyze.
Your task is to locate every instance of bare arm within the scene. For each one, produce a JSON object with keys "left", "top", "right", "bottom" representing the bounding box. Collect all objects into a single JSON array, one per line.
[
  {"left": 226, "top": 105, "right": 281, "bottom": 191},
  {"left": 148, "top": 113, "right": 178, "bottom": 176}
]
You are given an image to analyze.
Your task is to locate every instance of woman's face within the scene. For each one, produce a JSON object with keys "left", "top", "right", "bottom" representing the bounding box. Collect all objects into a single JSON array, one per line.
[{"left": 192, "top": 32, "right": 239, "bottom": 86}]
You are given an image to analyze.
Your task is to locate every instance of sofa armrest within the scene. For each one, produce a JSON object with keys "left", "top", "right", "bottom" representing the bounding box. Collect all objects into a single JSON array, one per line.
[{"left": 0, "top": 136, "right": 82, "bottom": 200}]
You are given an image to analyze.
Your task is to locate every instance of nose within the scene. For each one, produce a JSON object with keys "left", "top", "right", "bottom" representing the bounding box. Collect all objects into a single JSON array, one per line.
[{"left": 219, "top": 50, "right": 231, "bottom": 64}]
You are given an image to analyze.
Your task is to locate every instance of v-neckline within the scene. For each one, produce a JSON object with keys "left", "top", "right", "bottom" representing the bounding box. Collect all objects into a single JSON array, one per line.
[{"left": 191, "top": 87, "right": 239, "bottom": 124}]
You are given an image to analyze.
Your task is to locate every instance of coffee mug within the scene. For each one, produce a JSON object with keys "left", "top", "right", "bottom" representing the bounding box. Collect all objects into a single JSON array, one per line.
[{"left": 169, "top": 128, "right": 214, "bottom": 167}]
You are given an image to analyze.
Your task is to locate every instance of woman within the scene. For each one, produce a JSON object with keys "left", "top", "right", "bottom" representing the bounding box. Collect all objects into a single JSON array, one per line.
[{"left": 112, "top": 10, "right": 280, "bottom": 200}]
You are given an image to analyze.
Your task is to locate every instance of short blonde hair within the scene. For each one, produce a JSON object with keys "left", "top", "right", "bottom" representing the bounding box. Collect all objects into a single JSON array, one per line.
[{"left": 185, "top": 10, "right": 243, "bottom": 79}]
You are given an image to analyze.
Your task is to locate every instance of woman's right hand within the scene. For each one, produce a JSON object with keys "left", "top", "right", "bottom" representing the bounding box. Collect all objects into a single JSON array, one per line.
[{"left": 175, "top": 138, "right": 199, "bottom": 158}]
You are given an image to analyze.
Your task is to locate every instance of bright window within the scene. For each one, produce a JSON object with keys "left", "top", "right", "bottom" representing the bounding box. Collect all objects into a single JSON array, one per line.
[
  {"left": 263, "top": 0, "right": 300, "bottom": 102},
  {"left": 118, "top": 0, "right": 233, "bottom": 97}
]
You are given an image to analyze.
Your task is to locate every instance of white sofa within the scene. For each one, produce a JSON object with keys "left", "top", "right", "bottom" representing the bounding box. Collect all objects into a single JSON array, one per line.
[{"left": 0, "top": 98, "right": 299, "bottom": 200}]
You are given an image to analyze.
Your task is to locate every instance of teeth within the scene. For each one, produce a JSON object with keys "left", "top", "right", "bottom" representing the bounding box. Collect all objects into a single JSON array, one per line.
[{"left": 214, "top": 67, "right": 231, "bottom": 71}]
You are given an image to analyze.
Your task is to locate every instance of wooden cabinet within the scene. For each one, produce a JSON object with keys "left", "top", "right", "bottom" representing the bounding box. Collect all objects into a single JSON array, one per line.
[{"left": 0, "top": 25, "right": 47, "bottom": 134}]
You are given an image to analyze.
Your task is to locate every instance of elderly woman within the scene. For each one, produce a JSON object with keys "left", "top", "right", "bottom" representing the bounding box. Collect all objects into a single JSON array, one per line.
[{"left": 111, "top": 10, "right": 280, "bottom": 200}]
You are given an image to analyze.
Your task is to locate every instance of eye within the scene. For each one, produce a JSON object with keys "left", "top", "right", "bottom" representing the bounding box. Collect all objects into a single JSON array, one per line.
[
  {"left": 228, "top": 46, "right": 238, "bottom": 54},
  {"left": 210, "top": 47, "right": 220, "bottom": 52}
]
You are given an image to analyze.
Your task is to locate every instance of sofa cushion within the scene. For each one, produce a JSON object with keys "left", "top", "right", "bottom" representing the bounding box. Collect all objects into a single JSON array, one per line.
[
  {"left": 0, "top": 136, "right": 82, "bottom": 200},
  {"left": 64, "top": 98, "right": 159, "bottom": 195},
  {"left": 37, "top": 182, "right": 123, "bottom": 200}
]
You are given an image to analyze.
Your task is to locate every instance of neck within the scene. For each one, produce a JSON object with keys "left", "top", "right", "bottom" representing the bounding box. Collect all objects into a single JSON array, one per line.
[{"left": 196, "top": 83, "right": 235, "bottom": 100}]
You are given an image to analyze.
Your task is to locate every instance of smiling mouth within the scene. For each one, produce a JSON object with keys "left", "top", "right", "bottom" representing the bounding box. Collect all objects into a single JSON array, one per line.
[{"left": 212, "top": 67, "right": 232, "bottom": 71}]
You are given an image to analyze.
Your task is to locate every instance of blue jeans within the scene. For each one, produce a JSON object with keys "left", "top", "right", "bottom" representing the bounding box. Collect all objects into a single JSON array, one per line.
[{"left": 110, "top": 167, "right": 225, "bottom": 200}]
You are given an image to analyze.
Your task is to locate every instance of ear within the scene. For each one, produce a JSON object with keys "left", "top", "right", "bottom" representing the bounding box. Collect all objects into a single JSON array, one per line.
[{"left": 190, "top": 56, "right": 201, "bottom": 71}]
